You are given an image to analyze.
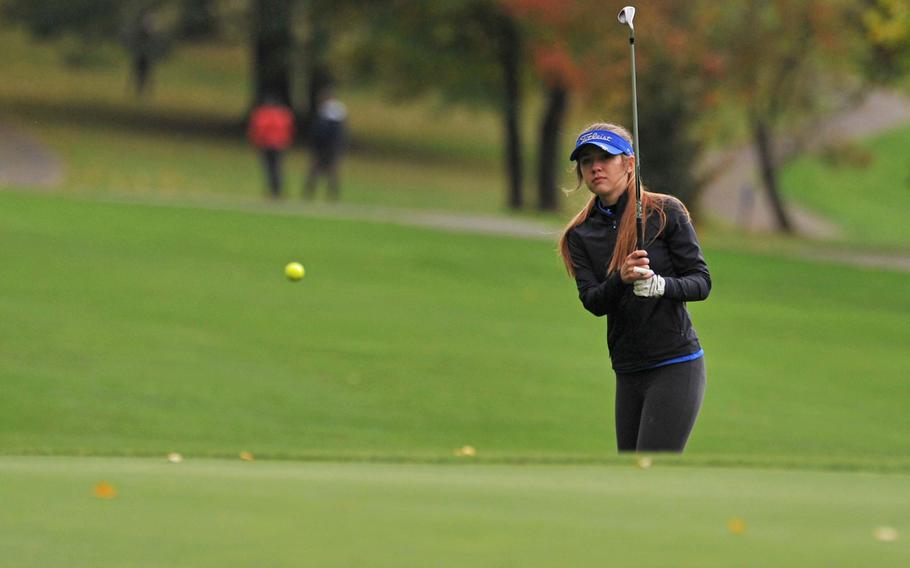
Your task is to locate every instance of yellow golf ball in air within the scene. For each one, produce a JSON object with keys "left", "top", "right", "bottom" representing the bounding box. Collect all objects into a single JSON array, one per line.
[{"left": 285, "top": 262, "right": 305, "bottom": 281}]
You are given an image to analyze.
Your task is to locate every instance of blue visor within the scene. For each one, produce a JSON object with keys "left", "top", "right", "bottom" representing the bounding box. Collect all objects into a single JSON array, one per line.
[{"left": 569, "top": 129, "right": 634, "bottom": 161}]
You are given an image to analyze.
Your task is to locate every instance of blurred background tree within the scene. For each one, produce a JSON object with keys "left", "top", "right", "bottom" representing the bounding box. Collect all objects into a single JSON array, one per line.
[
  {"left": 702, "top": 0, "right": 868, "bottom": 232},
  {"left": 176, "top": 0, "right": 219, "bottom": 40},
  {"left": 345, "top": 0, "right": 529, "bottom": 210},
  {"left": 609, "top": 1, "right": 720, "bottom": 219},
  {"left": 861, "top": 0, "right": 910, "bottom": 83},
  {"left": 2, "top": 0, "right": 907, "bottom": 219},
  {"left": 251, "top": 0, "right": 292, "bottom": 105},
  {"left": 505, "top": 0, "right": 722, "bottom": 217},
  {"left": 504, "top": 0, "right": 583, "bottom": 213},
  {"left": 2, "top": 0, "right": 173, "bottom": 88},
  {"left": 3, "top": 0, "right": 153, "bottom": 68}
]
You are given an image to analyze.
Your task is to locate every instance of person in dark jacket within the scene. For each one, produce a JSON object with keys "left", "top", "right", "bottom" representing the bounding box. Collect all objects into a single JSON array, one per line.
[
  {"left": 304, "top": 87, "right": 347, "bottom": 201},
  {"left": 558, "top": 122, "right": 711, "bottom": 453}
]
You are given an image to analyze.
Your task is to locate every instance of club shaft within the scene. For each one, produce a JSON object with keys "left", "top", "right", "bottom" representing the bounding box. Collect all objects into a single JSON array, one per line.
[{"left": 629, "top": 33, "right": 644, "bottom": 250}]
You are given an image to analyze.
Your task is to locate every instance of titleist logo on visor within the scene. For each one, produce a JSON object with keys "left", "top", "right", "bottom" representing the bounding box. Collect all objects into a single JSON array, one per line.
[
  {"left": 577, "top": 131, "right": 614, "bottom": 144},
  {"left": 575, "top": 130, "right": 634, "bottom": 155}
]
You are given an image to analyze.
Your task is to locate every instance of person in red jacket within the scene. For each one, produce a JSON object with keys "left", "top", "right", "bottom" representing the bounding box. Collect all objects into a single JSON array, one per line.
[{"left": 248, "top": 96, "right": 295, "bottom": 198}]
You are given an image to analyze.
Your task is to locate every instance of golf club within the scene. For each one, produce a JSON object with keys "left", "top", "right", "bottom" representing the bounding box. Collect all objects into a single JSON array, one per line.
[{"left": 617, "top": 5, "right": 644, "bottom": 250}]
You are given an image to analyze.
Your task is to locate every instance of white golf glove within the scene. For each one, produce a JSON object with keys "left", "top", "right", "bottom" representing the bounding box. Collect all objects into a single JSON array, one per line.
[{"left": 632, "top": 267, "right": 665, "bottom": 298}]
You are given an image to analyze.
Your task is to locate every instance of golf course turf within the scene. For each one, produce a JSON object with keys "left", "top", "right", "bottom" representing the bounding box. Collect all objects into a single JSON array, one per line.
[{"left": 3, "top": 177, "right": 909, "bottom": 567}]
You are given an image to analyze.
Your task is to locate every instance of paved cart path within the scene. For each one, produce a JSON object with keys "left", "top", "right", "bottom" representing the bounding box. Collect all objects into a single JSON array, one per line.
[
  {"left": 3, "top": 97, "right": 910, "bottom": 273},
  {"left": 700, "top": 90, "right": 910, "bottom": 237},
  {"left": 0, "top": 122, "right": 63, "bottom": 188}
]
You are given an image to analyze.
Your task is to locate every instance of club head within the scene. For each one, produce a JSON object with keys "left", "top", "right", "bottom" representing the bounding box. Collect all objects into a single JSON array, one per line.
[{"left": 618, "top": 6, "right": 636, "bottom": 30}]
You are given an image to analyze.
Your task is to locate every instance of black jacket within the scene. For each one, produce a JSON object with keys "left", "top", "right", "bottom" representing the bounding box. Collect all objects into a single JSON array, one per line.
[{"left": 566, "top": 193, "right": 711, "bottom": 373}]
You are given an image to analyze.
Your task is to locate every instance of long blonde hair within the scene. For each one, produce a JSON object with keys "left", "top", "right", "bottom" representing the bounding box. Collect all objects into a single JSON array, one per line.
[{"left": 558, "top": 122, "right": 678, "bottom": 277}]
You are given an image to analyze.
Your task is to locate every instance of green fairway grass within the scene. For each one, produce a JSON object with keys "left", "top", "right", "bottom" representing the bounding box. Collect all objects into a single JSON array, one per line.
[
  {"left": 1, "top": 457, "right": 908, "bottom": 567},
  {"left": 781, "top": 124, "right": 910, "bottom": 249},
  {"left": 2, "top": 190, "right": 909, "bottom": 470}
]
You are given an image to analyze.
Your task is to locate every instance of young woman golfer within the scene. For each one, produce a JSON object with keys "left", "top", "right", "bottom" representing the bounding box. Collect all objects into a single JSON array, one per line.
[{"left": 559, "top": 122, "right": 711, "bottom": 453}]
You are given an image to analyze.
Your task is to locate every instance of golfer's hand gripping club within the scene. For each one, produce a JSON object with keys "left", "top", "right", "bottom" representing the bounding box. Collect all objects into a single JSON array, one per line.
[
  {"left": 621, "top": 250, "right": 651, "bottom": 284},
  {"left": 622, "top": 250, "right": 664, "bottom": 298}
]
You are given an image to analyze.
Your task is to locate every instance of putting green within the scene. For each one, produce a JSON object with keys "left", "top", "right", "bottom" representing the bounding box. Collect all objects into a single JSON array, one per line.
[{"left": 1, "top": 457, "right": 907, "bottom": 567}]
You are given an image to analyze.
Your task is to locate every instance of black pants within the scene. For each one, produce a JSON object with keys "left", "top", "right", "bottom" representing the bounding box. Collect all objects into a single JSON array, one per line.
[
  {"left": 304, "top": 157, "right": 340, "bottom": 201},
  {"left": 262, "top": 149, "right": 283, "bottom": 198},
  {"left": 615, "top": 357, "right": 706, "bottom": 453}
]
